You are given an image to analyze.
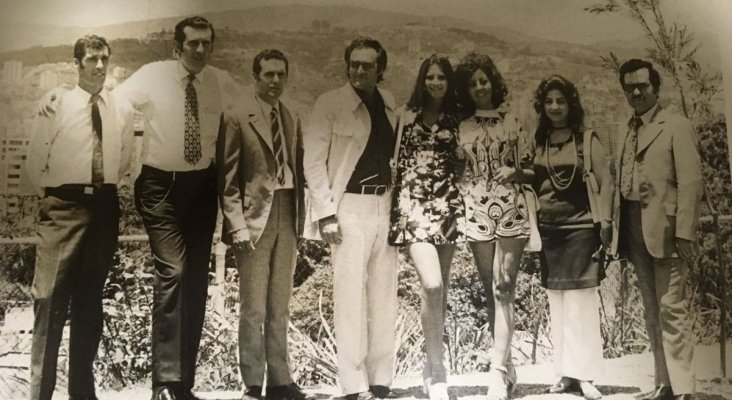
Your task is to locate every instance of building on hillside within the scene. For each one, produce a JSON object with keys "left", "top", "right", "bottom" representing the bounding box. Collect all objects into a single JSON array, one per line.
[{"left": 2, "top": 60, "right": 23, "bottom": 84}]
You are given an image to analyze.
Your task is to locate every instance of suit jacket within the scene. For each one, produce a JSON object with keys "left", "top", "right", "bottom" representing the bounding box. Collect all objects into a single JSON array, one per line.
[
  {"left": 302, "top": 83, "right": 397, "bottom": 240},
  {"left": 613, "top": 105, "right": 703, "bottom": 259},
  {"left": 217, "top": 93, "right": 305, "bottom": 245}
]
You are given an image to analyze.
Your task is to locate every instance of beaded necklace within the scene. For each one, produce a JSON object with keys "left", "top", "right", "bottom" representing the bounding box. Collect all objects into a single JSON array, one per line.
[{"left": 544, "top": 130, "right": 577, "bottom": 191}]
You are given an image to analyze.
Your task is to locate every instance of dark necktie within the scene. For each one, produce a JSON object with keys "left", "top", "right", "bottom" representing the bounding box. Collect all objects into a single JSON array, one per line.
[
  {"left": 184, "top": 74, "right": 202, "bottom": 165},
  {"left": 620, "top": 117, "right": 642, "bottom": 197},
  {"left": 271, "top": 107, "right": 286, "bottom": 185},
  {"left": 91, "top": 95, "right": 104, "bottom": 188}
]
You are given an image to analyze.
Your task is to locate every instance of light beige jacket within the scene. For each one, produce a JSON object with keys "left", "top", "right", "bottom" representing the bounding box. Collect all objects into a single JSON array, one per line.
[
  {"left": 302, "top": 83, "right": 397, "bottom": 240},
  {"left": 613, "top": 105, "right": 703, "bottom": 258}
]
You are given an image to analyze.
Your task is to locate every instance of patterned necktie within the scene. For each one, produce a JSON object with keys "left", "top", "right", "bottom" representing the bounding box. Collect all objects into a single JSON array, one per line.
[
  {"left": 184, "top": 74, "right": 202, "bottom": 165},
  {"left": 91, "top": 95, "right": 104, "bottom": 188},
  {"left": 271, "top": 107, "right": 286, "bottom": 185},
  {"left": 620, "top": 117, "right": 642, "bottom": 197}
]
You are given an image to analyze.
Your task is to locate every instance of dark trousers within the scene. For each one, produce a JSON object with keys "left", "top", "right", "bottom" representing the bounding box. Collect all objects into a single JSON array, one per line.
[
  {"left": 236, "top": 190, "right": 297, "bottom": 387},
  {"left": 620, "top": 200, "right": 695, "bottom": 394},
  {"left": 30, "top": 185, "right": 119, "bottom": 400},
  {"left": 134, "top": 165, "right": 218, "bottom": 390}
]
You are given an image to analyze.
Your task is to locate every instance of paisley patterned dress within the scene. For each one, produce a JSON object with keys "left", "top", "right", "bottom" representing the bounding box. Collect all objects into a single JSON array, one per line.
[
  {"left": 388, "top": 110, "right": 466, "bottom": 245},
  {"left": 458, "top": 109, "right": 533, "bottom": 242}
]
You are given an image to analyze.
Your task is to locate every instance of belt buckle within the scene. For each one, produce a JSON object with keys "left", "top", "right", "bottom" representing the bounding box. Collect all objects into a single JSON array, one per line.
[
  {"left": 375, "top": 185, "right": 387, "bottom": 196},
  {"left": 84, "top": 186, "right": 94, "bottom": 195}
]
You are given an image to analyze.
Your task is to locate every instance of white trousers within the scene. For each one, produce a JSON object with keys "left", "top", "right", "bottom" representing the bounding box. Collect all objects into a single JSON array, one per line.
[
  {"left": 331, "top": 192, "right": 398, "bottom": 394},
  {"left": 546, "top": 287, "right": 603, "bottom": 382}
]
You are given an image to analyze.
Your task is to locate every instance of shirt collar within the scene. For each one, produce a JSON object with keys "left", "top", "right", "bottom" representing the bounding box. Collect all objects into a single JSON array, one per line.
[
  {"left": 636, "top": 102, "right": 660, "bottom": 126},
  {"left": 255, "top": 92, "right": 280, "bottom": 115},
  {"left": 73, "top": 85, "right": 109, "bottom": 105},
  {"left": 343, "top": 83, "right": 394, "bottom": 112},
  {"left": 177, "top": 62, "right": 206, "bottom": 84}
]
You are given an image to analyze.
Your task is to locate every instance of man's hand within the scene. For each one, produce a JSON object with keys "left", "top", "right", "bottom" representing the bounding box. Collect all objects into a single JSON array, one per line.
[
  {"left": 676, "top": 238, "right": 698, "bottom": 262},
  {"left": 37, "top": 86, "right": 72, "bottom": 117},
  {"left": 231, "top": 229, "right": 255, "bottom": 253},
  {"left": 600, "top": 220, "right": 612, "bottom": 249},
  {"left": 318, "top": 215, "right": 342, "bottom": 245}
]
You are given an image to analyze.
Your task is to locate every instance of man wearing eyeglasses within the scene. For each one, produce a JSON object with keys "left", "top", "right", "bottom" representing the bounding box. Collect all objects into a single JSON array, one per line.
[
  {"left": 613, "top": 59, "right": 702, "bottom": 400},
  {"left": 303, "top": 36, "right": 398, "bottom": 400}
]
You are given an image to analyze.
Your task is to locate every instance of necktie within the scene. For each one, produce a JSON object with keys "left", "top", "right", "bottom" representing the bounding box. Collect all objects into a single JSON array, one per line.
[
  {"left": 620, "top": 117, "right": 642, "bottom": 197},
  {"left": 91, "top": 95, "right": 104, "bottom": 188},
  {"left": 270, "top": 107, "right": 286, "bottom": 185},
  {"left": 184, "top": 74, "right": 202, "bottom": 165}
]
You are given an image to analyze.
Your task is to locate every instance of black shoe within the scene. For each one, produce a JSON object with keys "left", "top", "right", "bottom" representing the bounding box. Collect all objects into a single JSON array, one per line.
[
  {"left": 369, "top": 385, "right": 391, "bottom": 399},
  {"left": 152, "top": 386, "right": 178, "bottom": 400},
  {"left": 68, "top": 396, "right": 99, "bottom": 400},
  {"left": 674, "top": 394, "right": 694, "bottom": 400},
  {"left": 243, "top": 386, "right": 264, "bottom": 400},
  {"left": 267, "top": 383, "right": 311, "bottom": 400}
]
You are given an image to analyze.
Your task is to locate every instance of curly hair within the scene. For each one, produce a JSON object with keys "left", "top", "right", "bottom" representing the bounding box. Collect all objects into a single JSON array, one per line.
[
  {"left": 406, "top": 54, "right": 458, "bottom": 114},
  {"left": 455, "top": 52, "right": 508, "bottom": 116},
  {"left": 532, "top": 74, "right": 585, "bottom": 147}
]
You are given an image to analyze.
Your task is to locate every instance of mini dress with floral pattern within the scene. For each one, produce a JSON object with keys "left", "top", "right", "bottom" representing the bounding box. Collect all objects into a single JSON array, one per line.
[
  {"left": 388, "top": 110, "right": 466, "bottom": 245},
  {"left": 458, "top": 109, "right": 533, "bottom": 242}
]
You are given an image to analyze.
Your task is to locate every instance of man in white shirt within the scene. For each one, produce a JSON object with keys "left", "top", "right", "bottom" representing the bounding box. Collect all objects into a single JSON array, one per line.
[
  {"left": 217, "top": 49, "right": 308, "bottom": 400},
  {"left": 112, "top": 16, "right": 239, "bottom": 400},
  {"left": 25, "top": 34, "right": 135, "bottom": 400}
]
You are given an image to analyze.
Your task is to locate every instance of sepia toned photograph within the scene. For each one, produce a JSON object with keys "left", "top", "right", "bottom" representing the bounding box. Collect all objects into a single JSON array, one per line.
[{"left": 0, "top": 1, "right": 731, "bottom": 399}]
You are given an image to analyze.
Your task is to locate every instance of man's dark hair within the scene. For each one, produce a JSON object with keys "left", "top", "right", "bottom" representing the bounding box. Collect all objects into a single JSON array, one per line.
[
  {"left": 619, "top": 58, "right": 661, "bottom": 94},
  {"left": 253, "top": 49, "right": 289, "bottom": 76},
  {"left": 174, "top": 16, "right": 215, "bottom": 50},
  {"left": 343, "top": 36, "right": 388, "bottom": 83},
  {"left": 73, "top": 35, "right": 110, "bottom": 63}
]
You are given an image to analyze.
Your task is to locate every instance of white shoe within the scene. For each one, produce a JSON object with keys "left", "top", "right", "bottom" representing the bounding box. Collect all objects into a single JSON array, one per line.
[
  {"left": 579, "top": 381, "right": 602, "bottom": 400},
  {"left": 428, "top": 383, "right": 449, "bottom": 400}
]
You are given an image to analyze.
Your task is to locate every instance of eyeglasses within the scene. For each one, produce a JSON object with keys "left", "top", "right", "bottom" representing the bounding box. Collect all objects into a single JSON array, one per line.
[
  {"left": 349, "top": 61, "right": 377, "bottom": 72},
  {"left": 623, "top": 82, "right": 651, "bottom": 93}
]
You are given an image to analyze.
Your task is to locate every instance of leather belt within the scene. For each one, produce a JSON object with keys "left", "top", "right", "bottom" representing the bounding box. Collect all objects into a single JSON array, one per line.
[{"left": 345, "top": 184, "right": 391, "bottom": 196}]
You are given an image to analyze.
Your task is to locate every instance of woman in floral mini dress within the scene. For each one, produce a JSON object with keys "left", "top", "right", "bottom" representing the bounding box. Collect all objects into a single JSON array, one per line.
[
  {"left": 388, "top": 54, "right": 466, "bottom": 400},
  {"left": 455, "top": 52, "right": 534, "bottom": 400}
]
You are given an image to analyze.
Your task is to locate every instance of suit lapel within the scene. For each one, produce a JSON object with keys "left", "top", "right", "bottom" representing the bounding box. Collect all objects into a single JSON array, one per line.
[
  {"left": 636, "top": 107, "right": 665, "bottom": 155},
  {"left": 248, "top": 107, "right": 274, "bottom": 154},
  {"left": 279, "top": 102, "right": 296, "bottom": 164}
]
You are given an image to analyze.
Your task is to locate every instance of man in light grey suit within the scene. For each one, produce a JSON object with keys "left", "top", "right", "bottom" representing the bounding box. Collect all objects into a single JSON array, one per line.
[
  {"left": 614, "top": 59, "right": 702, "bottom": 400},
  {"left": 217, "top": 49, "right": 307, "bottom": 400}
]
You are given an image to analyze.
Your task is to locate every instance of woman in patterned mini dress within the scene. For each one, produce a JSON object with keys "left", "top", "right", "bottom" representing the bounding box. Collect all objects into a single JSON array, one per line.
[
  {"left": 455, "top": 52, "right": 534, "bottom": 400},
  {"left": 388, "top": 54, "right": 466, "bottom": 400}
]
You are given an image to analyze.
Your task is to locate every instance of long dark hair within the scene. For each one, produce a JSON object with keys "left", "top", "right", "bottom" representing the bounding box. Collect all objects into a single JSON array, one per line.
[
  {"left": 455, "top": 52, "right": 508, "bottom": 117},
  {"left": 406, "top": 54, "right": 458, "bottom": 114},
  {"left": 533, "top": 74, "right": 585, "bottom": 147}
]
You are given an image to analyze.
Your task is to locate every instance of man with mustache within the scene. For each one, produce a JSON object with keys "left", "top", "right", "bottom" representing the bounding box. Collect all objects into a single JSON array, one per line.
[
  {"left": 217, "top": 49, "right": 308, "bottom": 400},
  {"left": 614, "top": 59, "right": 702, "bottom": 400},
  {"left": 303, "top": 36, "right": 398, "bottom": 400},
  {"left": 26, "top": 34, "right": 135, "bottom": 400}
]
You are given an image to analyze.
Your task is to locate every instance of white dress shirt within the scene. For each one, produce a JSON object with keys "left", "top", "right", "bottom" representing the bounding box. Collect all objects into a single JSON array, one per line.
[
  {"left": 26, "top": 86, "right": 135, "bottom": 195},
  {"left": 114, "top": 60, "right": 240, "bottom": 171}
]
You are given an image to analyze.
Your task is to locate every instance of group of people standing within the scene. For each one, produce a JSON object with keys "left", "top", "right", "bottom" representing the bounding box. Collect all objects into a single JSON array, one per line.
[{"left": 25, "top": 14, "right": 702, "bottom": 400}]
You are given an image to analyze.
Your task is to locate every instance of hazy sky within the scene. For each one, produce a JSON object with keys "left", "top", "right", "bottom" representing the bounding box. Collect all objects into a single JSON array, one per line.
[{"left": 2, "top": 0, "right": 725, "bottom": 45}]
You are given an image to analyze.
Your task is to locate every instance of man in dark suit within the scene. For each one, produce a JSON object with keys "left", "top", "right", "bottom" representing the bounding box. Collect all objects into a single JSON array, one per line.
[
  {"left": 614, "top": 59, "right": 702, "bottom": 400},
  {"left": 217, "top": 49, "right": 307, "bottom": 400}
]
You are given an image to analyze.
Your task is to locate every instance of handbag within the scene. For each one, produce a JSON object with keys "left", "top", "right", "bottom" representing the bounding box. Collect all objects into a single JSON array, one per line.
[
  {"left": 522, "top": 184, "right": 542, "bottom": 252},
  {"left": 582, "top": 129, "right": 602, "bottom": 223}
]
